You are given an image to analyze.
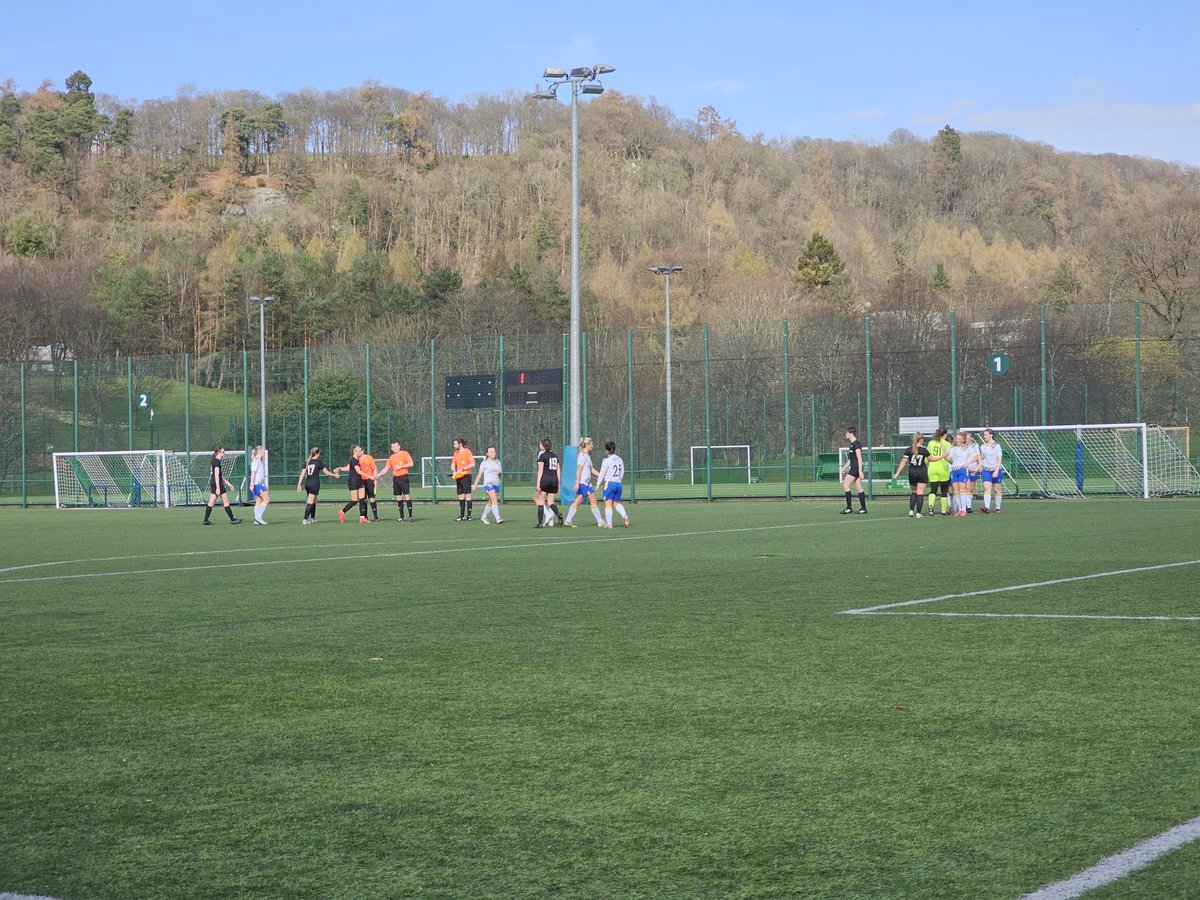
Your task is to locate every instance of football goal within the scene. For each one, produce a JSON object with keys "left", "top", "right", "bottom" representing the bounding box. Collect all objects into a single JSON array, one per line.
[
  {"left": 53, "top": 449, "right": 249, "bottom": 508},
  {"left": 420, "top": 454, "right": 485, "bottom": 489},
  {"left": 54, "top": 451, "right": 170, "bottom": 508},
  {"left": 690, "top": 445, "right": 752, "bottom": 485},
  {"left": 959, "top": 423, "right": 1199, "bottom": 498}
]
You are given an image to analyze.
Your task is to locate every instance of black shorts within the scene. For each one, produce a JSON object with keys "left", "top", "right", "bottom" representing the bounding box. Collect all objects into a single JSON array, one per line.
[
  {"left": 845, "top": 468, "right": 860, "bottom": 480},
  {"left": 392, "top": 475, "right": 410, "bottom": 495},
  {"left": 348, "top": 475, "right": 363, "bottom": 491},
  {"left": 455, "top": 475, "right": 472, "bottom": 494},
  {"left": 363, "top": 479, "right": 376, "bottom": 498},
  {"left": 209, "top": 478, "right": 225, "bottom": 495},
  {"left": 539, "top": 479, "right": 559, "bottom": 495},
  {"left": 908, "top": 472, "right": 928, "bottom": 486},
  {"left": 304, "top": 480, "right": 321, "bottom": 496},
  {"left": 930, "top": 479, "right": 950, "bottom": 494}
]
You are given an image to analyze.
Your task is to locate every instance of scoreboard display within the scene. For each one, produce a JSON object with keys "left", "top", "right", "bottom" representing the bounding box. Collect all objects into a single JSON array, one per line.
[
  {"left": 503, "top": 369, "right": 562, "bottom": 406},
  {"left": 444, "top": 374, "right": 496, "bottom": 409}
]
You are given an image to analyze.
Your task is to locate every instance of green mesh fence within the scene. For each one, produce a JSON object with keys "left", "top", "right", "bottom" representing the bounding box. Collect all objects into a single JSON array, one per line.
[{"left": 2, "top": 306, "right": 1195, "bottom": 505}]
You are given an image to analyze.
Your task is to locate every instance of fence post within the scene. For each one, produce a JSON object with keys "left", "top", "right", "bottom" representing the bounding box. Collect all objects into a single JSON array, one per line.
[
  {"left": 865, "top": 314, "right": 874, "bottom": 497},
  {"left": 242, "top": 351, "right": 250, "bottom": 455},
  {"left": 20, "top": 363, "right": 28, "bottom": 507},
  {"left": 704, "top": 324, "right": 712, "bottom": 502},
  {"left": 1040, "top": 305, "right": 1048, "bottom": 425},
  {"left": 950, "top": 310, "right": 958, "bottom": 427},
  {"left": 498, "top": 335, "right": 505, "bottom": 504},
  {"left": 184, "top": 353, "right": 191, "bottom": 463},
  {"left": 69, "top": 358, "right": 78, "bottom": 452},
  {"left": 561, "top": 333, "right": 569, "bottom": 444},
  {"left": 626, "top": 328, "right": 636, "bottom": 501},
  {"left": 365, "top": 343, "right": 372, "bottom": 451},
  {"left": 303, "top": 346, "right": 310, "bottom": 454},
  {"left": 430, "top": 338, "right": 437, "bottom": 506},
  {"left": 1134, "top": 299, "right": 1143, "bottom": 422},
  {"left": 810, "top": 392, "right": 818, "bottom": 482},
  {"left": 127, "top": 356, "right": 134, "bottom": 451},
  {"left": 582, "top": 330, "right": 589, "bottom": 437},
  {"left": 783, "top": 320, "right": 791, "bottom": 500}
]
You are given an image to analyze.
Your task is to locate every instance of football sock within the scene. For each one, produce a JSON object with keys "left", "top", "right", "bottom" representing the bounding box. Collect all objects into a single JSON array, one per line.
[
  {"left": 995, "top": 496, "right": 1002, "bottom": 510},
  {"left": 614, "top": 503, "right": 627, "bottom": 520},
  {"left": 370, "top": 500, "right": 378, "bottom": 518},
  {"left": 605, "top": 508, "right": 613, "bottom": 527},
  {"left": 916, "top": 495, "right": 925, "bottom": 514},
  {"left": 844, "top": 490, "right": 852, "bottom": 510},
  {"left": 592, "top": 507, "right": 604, "bottom": 525},
  {"left": 459, "top": 499, "right": 466, "bottom": 518},
  {"left": 909, "top": 493, "right": 917, "bottom": 512},
  {"left": 550, "top": 503, "right": 560, "bottom": 521},
  {"left": 984, "top": 494, "right": 991, "bottom": 510},
  {"left": 359, "top": 499, "right": 368, "bottom": 518},
  {"left": 857, "top": 492, "right": 866, "bottom": 511},
  {"left": 225, "top": 505, "right": 236, "bottom": 521},
  {"left": 406, "top": 500, "right": 413, "bottom": 518},
  {"left": 342, "top": 501, "right": 355, "bottom": 513},
  {"left": 397, "top": 500, "right": 404, "bottom": 517},
  {"left": 467, "top": 500, "right": 473, "bottom": 518},
  {"left": 203, "top": 505, "right": 212, "bottom": 523},
  {"left": 565, "top": 507, "right": 576, "bottom": 524}
]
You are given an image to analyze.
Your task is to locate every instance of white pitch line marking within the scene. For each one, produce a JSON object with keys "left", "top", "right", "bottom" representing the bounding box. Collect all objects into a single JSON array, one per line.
[
  {"left": 1021, "top": 813, "right": 1200, "bottom": 899},
  {"left": 840, "top": 559, "right": 1200, "bottom": 616},
  {"left": 0, "top": 519, "right": 878, "bottom": 586},
  {"left": 861, "top": 612, "right": 1200, "bottom": 622}
]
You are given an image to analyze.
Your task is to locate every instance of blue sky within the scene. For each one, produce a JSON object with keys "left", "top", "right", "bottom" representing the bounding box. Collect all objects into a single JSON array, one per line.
[{"left": 5, "top": 0, "right": 1199, "bottom": 165}]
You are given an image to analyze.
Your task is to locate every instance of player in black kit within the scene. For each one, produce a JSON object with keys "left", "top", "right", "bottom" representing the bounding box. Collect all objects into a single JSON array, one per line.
[
  {"left": 839, "top": 427, "right": 867, "bottom": 514},
  {"left": 892, "top": 432, "right": 931, "bottom": 518},
  {"left": 202, "top": 447, "right": 242, "bottom": 525},
  {"left": 535, "top": 437, "right": 562, "bottom": 527},
  {"left": 297, "top": 447, "right": 339, "bottom": 524}
]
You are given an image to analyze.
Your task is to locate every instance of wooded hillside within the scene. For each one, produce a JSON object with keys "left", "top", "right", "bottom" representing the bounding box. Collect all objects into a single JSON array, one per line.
[{"left": 1, "top": 71, "right": 1198, "bottom": 366}]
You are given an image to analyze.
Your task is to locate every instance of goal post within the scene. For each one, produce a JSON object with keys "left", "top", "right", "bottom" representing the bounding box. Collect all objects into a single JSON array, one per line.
[
  {"left": 960, "top": 423, "right": 1200, "bottom": 498},
  {"left": 690, "top": 445, "right": 752, "bottom": 485},
  {"left": 53, "top": 450, "right": 169, "bottom": 509}
]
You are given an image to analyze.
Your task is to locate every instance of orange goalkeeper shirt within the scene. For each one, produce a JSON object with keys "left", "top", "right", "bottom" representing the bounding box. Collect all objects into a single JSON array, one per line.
[
  {"left": 386, "top": 451, "right": 413, "bottom": 476},
  {"left": 452, "top": 448, "right": 474, "bottom": 479}
]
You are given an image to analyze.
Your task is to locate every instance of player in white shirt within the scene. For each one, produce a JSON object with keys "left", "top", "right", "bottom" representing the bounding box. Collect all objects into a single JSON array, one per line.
[
  {"left": 472, "top": 445, "right": 504, "bottom": 524},
  {"left": 250, "top": 445, "right": 270, "bottom": 525},
  {"left": 563, "top": 437, "right": 604, "bottom": 528},
  {"left": 964, "top": 432, "right": 982, "bottom": 513},
  {"left": 596, "top": 441, "right": 630, "bottom": 529},
  {"left": 947, "top": 432, "right": 980, "bottom": 517},
  {"left": 978, "top": 428, "right": 1004, "bottom": 514}
]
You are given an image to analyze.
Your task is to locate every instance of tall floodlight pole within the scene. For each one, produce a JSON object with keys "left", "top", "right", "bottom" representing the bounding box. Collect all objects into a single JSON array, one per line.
[
  {"left": 249, "top": 295, "right": 275, "bottom": 465},
  {"left": 650, "top": 266, "right": 683, "bottom": 479},
  {"left": 533, "top": 64, "right": 615, "bottom": 445}
]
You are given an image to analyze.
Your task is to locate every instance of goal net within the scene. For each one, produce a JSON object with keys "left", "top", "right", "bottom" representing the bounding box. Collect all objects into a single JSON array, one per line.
[
  {"left": 54, "top": 451, "right": 169, "bottom": 508},
  {"left": 838, "top": 445, "right": 907, "bottom": 483},
  {"left": 959, "top": 424, "right": 1199, "bottom": 498},
  {"left": 167, "top": 450, "right": 248, "bottom": 506},
  {"left": 690, "top": 445, "right": 752, "bottom": 484},
  {"left": 420, "top": 454, "right": 485, "bottom": 489}
]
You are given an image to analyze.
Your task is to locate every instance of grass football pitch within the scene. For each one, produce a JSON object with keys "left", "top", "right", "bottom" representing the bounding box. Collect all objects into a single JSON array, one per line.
[{"left": 2, "top": 497, "right": 1199, "bottom": 899}]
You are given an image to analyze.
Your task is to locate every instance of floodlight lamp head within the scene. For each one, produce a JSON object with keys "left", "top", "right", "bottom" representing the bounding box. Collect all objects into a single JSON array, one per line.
[
  {"left": 580, "top": 82, "right": 605, "bottom": 95},
  {"left": 532, "top": 89, "right": 557, "bottom": 101},
  {"left": 594, "top": 64, "right": 615, "bottom": 75},
  {"left": 570, "top": 66, "right": 592, "bottom": 79},
  {"left": 543, "top": 67, "right": 567, "bottom": 79}
]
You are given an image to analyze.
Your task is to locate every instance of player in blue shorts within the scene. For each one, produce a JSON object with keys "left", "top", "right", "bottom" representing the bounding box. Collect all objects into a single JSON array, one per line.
[
  {"left": 947, "top": 431, "right": 979, "bottom": 517},
  {"left": 472, "top": 445, "right": 504, "bottom": 524},
  {"left": 597, "top": 441, "right": 630, "bottom": 528},
  {"left": 563, "top": 437, "right": 604, "bottom": 528},
  {"left": 979, "top": 428, "right": 1004, "bottom": 514}
]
